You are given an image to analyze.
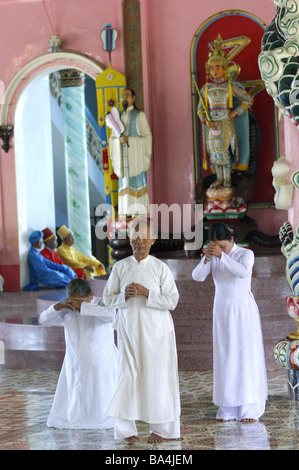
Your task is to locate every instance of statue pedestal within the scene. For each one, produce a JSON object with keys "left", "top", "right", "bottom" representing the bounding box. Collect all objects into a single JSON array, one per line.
[
  {"left": 204, "top": 186, "right": 247, "bottom": 220},
  {"left": 108, "top": 218, "right": 134, "bottom": 262}
]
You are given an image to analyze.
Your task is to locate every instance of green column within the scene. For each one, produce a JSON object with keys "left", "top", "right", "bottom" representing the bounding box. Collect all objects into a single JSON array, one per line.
[{"left": 60, "top": 69, "right": 91, "bottom": 255}]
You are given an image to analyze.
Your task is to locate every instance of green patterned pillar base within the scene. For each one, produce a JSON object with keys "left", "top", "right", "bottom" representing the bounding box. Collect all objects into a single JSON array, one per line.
[{"left": 60, "top": 69, "right": 91, "bottom": 256}]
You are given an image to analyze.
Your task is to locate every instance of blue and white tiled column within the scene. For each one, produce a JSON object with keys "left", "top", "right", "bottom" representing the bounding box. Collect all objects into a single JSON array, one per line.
[{"left": 60, "top": 70, "right": 91, "bottom": 256}]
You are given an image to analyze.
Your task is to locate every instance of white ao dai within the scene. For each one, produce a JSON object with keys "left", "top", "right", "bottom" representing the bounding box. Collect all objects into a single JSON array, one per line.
[{"left": 192, "top": 244, "right": 267, "bottom": 416}]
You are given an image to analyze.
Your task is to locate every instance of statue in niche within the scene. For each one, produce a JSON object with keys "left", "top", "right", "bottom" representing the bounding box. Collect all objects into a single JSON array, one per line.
[
  {"left": 193, "top": 34, "right": 281, "bottom": 250},
  {"left": 194, "top": 35, "right": 263, "bottom": 219},
  {"left": 197, "top": 34, "right": 253, "bottom": 190}
]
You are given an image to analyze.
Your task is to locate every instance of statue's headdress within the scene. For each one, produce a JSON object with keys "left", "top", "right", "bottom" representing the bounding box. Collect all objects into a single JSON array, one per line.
[
  {"left": 206, "top": 34, "right": 229, "bottom": 71},
  {"left": 204, "top": 34, "right": 233, "bottom": 108}
]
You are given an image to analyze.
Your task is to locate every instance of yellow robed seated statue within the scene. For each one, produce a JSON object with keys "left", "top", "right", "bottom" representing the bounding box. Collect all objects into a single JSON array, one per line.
[{"left": 57, "top": 225, "right": 106, "bottom": 281}]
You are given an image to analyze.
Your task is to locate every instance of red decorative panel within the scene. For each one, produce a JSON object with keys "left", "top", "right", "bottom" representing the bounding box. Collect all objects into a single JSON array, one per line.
[{"left": 0, "top": 265, "right": 20, "bottom": 292}]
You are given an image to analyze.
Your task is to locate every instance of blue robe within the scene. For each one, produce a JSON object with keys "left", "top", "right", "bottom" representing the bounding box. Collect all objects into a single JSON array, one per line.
[{"left": 24, "top": 247, "right": 77, "bottom": 291}]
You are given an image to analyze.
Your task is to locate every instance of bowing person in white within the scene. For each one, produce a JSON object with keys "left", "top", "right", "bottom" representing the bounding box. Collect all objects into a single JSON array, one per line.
[
  {"left": 39, "top": 278, "right": 118, "bottom": 429},
  {"left": 103, "top": 219, "right": 180, "bottom": 445},
  {"left": 192, "top": 222, "right": 267, "bottom": 423}
]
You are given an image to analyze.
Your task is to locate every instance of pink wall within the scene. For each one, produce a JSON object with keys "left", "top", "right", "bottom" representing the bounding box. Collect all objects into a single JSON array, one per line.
[
  {"left": 283, "top": 118, "right": 299, "bottom": 231},
  {"left": 0, "top": 0, "right": 283, "bottom": 290},
  {"left": 0, "top": 0, "right": 125, "bottom": 86}
]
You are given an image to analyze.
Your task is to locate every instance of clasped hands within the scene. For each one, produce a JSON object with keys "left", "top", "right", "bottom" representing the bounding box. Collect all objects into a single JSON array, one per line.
[
  {"left": 204, "top": 242, "right": 222, "bottom": 261},
  {"left": 125, "top": 282, "right": 149, "bottom": 301},
  {"left": 54, "top": 297, "right": 86, "bottom": 312}
]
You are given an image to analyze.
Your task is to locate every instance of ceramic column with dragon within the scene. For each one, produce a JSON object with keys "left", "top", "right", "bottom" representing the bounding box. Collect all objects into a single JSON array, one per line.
[{"left": 258, "top": 0, "right": 299, "bottom": 398}]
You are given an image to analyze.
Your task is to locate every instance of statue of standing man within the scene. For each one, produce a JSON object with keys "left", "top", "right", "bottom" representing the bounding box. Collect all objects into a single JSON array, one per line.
[{"left": 109, "top": 88, "right": 152, "bottom": 218}]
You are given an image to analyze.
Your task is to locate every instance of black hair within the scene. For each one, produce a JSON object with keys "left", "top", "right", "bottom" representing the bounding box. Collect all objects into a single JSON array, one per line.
[
  {"left": 208, "top": 222, "right": 237, "bottom": 242},
  {"left": 66, "top": 278, "right": 91, "bottom": 298},
  {"left": 123, "top": 88, "right": 140, "bottom": 110}
]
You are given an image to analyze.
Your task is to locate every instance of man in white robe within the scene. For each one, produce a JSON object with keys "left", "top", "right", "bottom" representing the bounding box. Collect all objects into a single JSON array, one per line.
[
  {"left": 103, "top": 219, "right": 180, "bottom": 444},
  {"left": 39, "top": 278, "right": 118, "bottom": 429},
  {"left": 109, "top": 88, "right": 152, "bottom": 217}
]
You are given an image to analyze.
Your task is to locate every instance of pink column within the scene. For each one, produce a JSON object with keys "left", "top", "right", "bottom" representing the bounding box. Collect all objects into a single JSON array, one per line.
[
  {"left": 284, "top": 117, "right": 299, "bottom": 231},
  {"left": 0, "top": 143, "right": 20, "bottom": 291}
]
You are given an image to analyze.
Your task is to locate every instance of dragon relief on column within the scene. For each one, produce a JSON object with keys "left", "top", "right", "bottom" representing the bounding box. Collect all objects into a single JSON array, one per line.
[
  {"left": 258, "top": 0, "right": 299, "bottom": 126},
  {"left": 259, "top": 1, "right": 299, "bottom": 373}
]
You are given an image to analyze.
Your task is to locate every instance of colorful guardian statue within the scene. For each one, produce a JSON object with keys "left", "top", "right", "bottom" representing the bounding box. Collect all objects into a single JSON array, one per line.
[{"left": 197, "top": 35, "right": 253, "bottom": 189}]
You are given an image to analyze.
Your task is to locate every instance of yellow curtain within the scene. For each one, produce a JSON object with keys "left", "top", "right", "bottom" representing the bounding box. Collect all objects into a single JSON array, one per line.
[{"left": 96, "top": 66, "right": 126, "bottom": 263}]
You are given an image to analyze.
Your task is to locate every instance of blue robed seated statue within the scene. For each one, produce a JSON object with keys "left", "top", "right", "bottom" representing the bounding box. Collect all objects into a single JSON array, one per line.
[{"left": 24, "top": 230, "right": 77, "bottom": 291}]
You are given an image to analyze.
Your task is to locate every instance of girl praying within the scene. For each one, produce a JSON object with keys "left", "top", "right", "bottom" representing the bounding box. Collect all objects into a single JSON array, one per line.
[{"left": 192, "top": 222, "right": 268, "bottom": 423}]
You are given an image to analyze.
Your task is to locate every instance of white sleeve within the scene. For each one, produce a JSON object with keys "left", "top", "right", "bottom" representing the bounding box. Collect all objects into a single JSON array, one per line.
[
  {"left": 39, "top": 305, "right": 66, "bottom": 327},
  {"left": 109, "top": 136, "right": 123, "bottom": 178},
  {"left": 127, "top": 111, "right": 152, "bottom": 177},
  {"left": 80, "top": 298, "right": 116, "bottom": 323},
  {"left": 103, "top": 267, "right": 128, "bottom": 308},
  {"left": 192, "top": 256, "right": 211, "bottom": 282},
  {"left": 146, "top": 264, "right": 179, "bottom": 311},
  {"left": 220, "top": 249, "right": 254, "bottom": 278}
]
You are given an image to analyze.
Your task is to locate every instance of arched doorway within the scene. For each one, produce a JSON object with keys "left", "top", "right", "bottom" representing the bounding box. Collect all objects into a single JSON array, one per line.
[{"left": 0, "top": 52, "right": 105, "bottom": 290}]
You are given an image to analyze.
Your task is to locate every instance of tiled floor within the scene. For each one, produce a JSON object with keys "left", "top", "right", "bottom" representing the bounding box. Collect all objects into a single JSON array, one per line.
[{"left": 0, "top": 367, "right": 298, "bottom": 451}]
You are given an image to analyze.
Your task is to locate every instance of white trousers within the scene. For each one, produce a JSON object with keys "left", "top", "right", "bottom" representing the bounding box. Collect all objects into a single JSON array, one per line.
[
  {"left": 216, "top": 401, "right": 266, "bottom": 421},
  {"left": 114, "top": 416, "right": 180, "bottom": 440}
]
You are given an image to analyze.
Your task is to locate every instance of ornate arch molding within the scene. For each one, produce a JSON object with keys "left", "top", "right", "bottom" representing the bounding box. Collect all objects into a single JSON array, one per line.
[{"left": 0, "top": 51, "right": 105, "bottom": 151}]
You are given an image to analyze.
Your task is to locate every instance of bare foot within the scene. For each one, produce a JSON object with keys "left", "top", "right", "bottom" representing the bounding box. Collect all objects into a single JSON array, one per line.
[
  {"left": 148, "top": 433, "right": 164, "bottom": 443},
  {"left": 216, "top": 418, "right": 227, "bottom": 423},
  {"left": 124, "top": 435, "right": 142, "bottom": 445},
  {"left": 241, "top": 419, "right": 257, "bottom": 423}
]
